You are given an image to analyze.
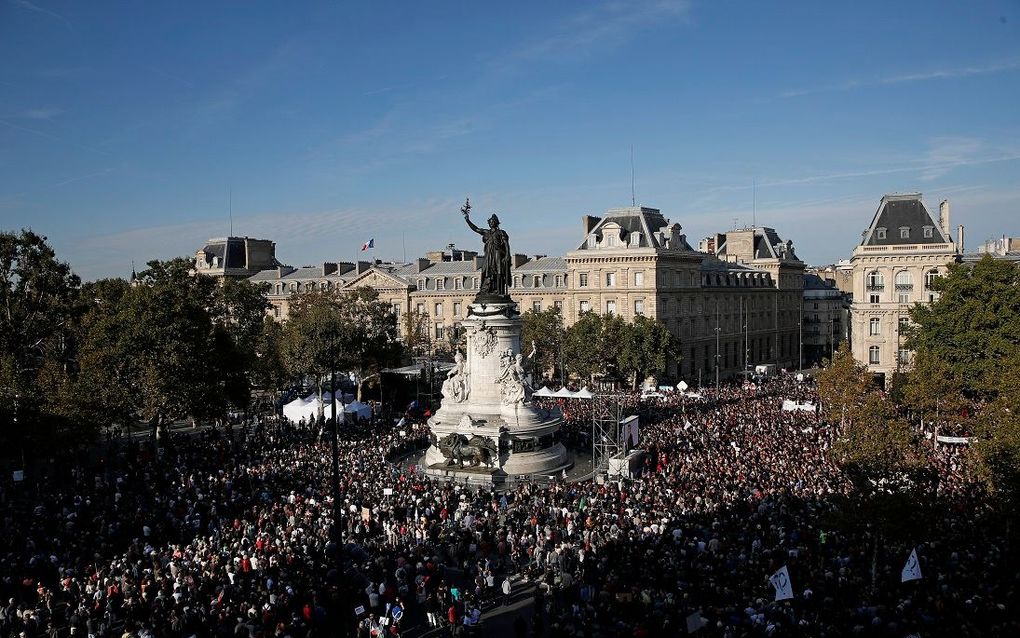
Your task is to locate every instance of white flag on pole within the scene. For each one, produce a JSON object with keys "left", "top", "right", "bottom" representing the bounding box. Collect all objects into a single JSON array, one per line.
[
  {"left": 769, "top": 565, "right": 794, "bottom": 600},
  {"left": 901, "top": 548, "right": 923, "bottom": 582},
  {"left": 685, "top": 611, "right": 707, "bottom": 633}
]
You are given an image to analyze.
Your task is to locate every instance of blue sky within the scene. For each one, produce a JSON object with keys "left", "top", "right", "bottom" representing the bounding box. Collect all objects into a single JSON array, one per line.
[{"left": 2, "top": 0, "right": 1019, "bottom": 280}]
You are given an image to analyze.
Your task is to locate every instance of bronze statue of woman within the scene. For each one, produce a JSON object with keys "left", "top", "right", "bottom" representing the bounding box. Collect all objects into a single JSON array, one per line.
[{"left": 462, "top": 198, "right": 511, "bottom": 300}]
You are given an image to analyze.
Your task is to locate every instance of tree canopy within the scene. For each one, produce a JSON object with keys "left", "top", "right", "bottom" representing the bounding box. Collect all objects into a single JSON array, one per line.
[{"left": 905, "top": 255, "right": 1020, "bottom": 401}]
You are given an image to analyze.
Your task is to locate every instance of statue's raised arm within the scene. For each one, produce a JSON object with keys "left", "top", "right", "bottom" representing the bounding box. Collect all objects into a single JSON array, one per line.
[{"left": 462, "top": 199, "right": 484, "bottom": 236}]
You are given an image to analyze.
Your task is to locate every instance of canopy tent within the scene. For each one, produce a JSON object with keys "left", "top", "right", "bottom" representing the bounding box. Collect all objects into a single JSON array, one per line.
[
  {"left": 552, "top": 387, "right": 575, "bottom": 398},
  {"left": 283, "top": 394, "right": 343, "bottom": 424},
  {"left": 533, "top": 386, "right": 556, "bottom": 398},
  {"left": 573, "top": 387, "right": 595, "bottom": 399},
  {"left": 343, "top": 400, "right": 373, "bottom": 421}
]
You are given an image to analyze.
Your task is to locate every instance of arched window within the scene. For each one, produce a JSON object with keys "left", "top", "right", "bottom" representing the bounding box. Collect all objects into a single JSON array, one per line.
[
  {"left": 925, "top": 269, "right": 940, "bottom": 290},
  {"left": 867, "top": 270, "right": 884, "bottom": 290},
  {"left": 894, "top": 271, "right": 912, "bottom": 290}
]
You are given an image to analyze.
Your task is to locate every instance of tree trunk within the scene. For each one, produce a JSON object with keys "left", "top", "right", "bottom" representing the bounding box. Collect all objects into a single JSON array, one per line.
[{"left": 316, "top": 375, "right": 324, "bottom": 421}]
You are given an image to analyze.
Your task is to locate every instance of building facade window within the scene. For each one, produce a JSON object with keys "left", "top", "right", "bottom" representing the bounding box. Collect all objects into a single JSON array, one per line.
[
  {"left": 437, "top": 278, "right": 445, "bottom": 290},
  {"left": 867, "top": 270, "right": 884, "bottom": 290},
  {"left": 434, "top": 303, "right": 443, "bottom": 317},
  {"left": 578, "top": 273, "right": 589, "bottom": 287},
  {"left": 606, "top": 300, "right": 617, "bottom": 314},
  {"left": 898, "top": 293, "right": 910, "bottom": 304},
  {"left": 416, "top": 303, "right": 425, "bottom": 315},
  {"left": 435, "top": 323, "right": 444, "bottom": 340},
  {"left": 453, "top": 302, "right": 461, "bottom": 317},
  {"left": 532, "top": 300, "right": 541, "bottom": 313},
  {"left": 533, "top": 275, "right": 541, "bottom": 288},
  {"left": 925, "top": 269, "right": 939, "bottom": 289},
  {"left": 555, "top": 275, "right": 564, "bottom": 287},
  {"left": 634, "top": 271, "right": 644, "bottom": 286},
  {"left": 554, "top": 300, "right": 563, "bottom": 311},
  {"left": 473, "top": 277, "right": 479, "bottom": 289},
  {"left": 895, "top": 270, "right": 913, "bottom": 290},
  {"left": 923, "top": 226, "right": 934, "bottom": 238},
  {"left": 454, "top": 278, "right": 462, "bottom": 290},
  {"left": 876, "top": 228, "right": 887, "bottom": 240},
  {"left": 870, "top": 294, "right": 880, "bottom": 304},
  {"left": 869, "top": 346, "right": 880, "bottom": 365},
  {"left": 634, "top": 299, "right": 645, "bottom": 315},
  {"left": 898, "top": 349, "right": 910, "bottom": 365},
  {"left": 869, "top": 318, "right": 880, "bottom": 336},
  {"left": 899, "top": 227, "right": 910, "bottom": 239},
  {"left": 606, "top": 272, "right": 616, "bottom": 287},
  {"left": 579, "top": 300, "right": 590, "bottom": 313},
  {"left": 392, "top": 303, "right": 401, "bottom": 320},
  {"left": 513, "top": 275, "right": 521, "bottom": 288},
  {"left": 898, "top": 316, "right": 909, "bottom": 331}
]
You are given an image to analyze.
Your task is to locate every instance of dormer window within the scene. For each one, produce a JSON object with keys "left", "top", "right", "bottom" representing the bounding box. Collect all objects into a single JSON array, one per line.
[
  {"left": 437, "top": 278, "right": 445, "bottom": 291},
  {"left": 417, "top": 278, "right": 425, "bottom": 289},
  {"left": 212, "top": 256, "right": 219, "bottom": 268},
  {"left": 923, "top": 226, "right": 934, "bottom": 238},
  {"left": 899, "top": 227, "right": 910, "bottom": 239},
  {"left": 533, "top": 275, "right": 541, "bottom": 288},
  {"left": 876, "top": 227, "right": 887, "bottom": 240},
  {"left": 630, "top": 232, "right": 642, "bottom": 247}
]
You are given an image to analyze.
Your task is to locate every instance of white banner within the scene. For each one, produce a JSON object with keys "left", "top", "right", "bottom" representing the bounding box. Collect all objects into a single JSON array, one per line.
[
  {"left": 782, "top": 400, "right": 817, "bottom": 412},
  {"left": 769, "top": 565, "right": 794, "bottom": 600},
  {"left": 901, "top": 548, "right": 923, "bottom": 582},
  {"left": 936, "top": 435, "right": 972, "bottom": 444}
]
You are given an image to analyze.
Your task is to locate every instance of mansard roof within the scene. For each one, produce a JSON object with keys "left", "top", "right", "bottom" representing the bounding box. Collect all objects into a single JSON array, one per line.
[
  {"left": 861, "top": 194, "right": 950, "bottom": 246},
  {"left": 575, "top": 206, "right": 694, "bottom": 251}
]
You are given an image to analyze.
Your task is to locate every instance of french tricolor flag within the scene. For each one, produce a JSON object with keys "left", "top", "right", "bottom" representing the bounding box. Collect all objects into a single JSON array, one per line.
[{"left": 361, "top": 238, "right": 374, "bottom": 251}]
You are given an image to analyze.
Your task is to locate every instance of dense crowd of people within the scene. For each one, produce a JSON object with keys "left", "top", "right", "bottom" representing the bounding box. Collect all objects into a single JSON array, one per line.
[{"left": 0, "top": 376, "right": 1016, "bottom": 637}]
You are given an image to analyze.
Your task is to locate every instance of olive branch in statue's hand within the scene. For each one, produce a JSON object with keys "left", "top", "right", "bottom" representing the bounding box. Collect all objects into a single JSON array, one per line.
[{"left": 461, "top": 198, "right": 471, "bottom": 218}]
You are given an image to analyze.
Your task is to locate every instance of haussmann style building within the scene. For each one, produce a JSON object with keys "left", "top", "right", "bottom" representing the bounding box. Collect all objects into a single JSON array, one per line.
[{"left": 208, "top": 205, "right": 807, "bottom": 384}]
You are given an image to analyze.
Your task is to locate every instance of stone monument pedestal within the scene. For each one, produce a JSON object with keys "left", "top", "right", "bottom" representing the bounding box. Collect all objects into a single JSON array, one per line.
[{"left": 425, "top": 301, "right": 570, "bottom": 485}]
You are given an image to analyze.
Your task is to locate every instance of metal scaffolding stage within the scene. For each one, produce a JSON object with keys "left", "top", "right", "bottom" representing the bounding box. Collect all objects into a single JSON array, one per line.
[{"left": 591, "top": 393, "right": 627, "bottom": 475}]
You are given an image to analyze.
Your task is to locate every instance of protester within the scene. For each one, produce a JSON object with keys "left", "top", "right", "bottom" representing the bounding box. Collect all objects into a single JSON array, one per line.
[{"left": 0, "top": 376, "right": 1015, "bottom": 637}]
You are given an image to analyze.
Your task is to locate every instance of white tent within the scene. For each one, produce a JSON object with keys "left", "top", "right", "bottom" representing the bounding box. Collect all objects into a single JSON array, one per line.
[
  {"left": 553, "top": 387, "right": 575, "bottom": 398},
  {"left": 343, "top": 400, "right": 373, "bottom": 421},
  {"left": 574, "top": 387, "right": 595, "bottom": 399},
  {"left": 283, "top": 394, "right": 343, "bottom": 424},
  {"left": 533, "top": 386, "right": 556, "bottom": 397}
]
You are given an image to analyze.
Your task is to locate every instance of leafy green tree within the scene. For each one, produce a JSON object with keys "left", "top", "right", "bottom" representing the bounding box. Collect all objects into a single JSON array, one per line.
[
  {"left": 283, "top": 287, "right": 401, "bottom": 413},
  {"left": 77, "top": 259, "right": 250, "bottom": 434},
  {"left": 816, "top": 341, "right": 873, "bottom": 427},
  {"left": 906, "top": 256, "right": 1020, "bottom": 401},
  {"left": 832, "top": 392, "right": 930, "bottom": 492},
  {"left": 521, "top": 306, "right": 565, "bottom": 381},
  {"left": 619, "top": 315, "right": 679, "bottom": 389},
  {"left": 563, "top": 312, "right": 606, "bottom": 383},
  {"left": 0, "top": 230, "right": 84, "bottom": 454}
]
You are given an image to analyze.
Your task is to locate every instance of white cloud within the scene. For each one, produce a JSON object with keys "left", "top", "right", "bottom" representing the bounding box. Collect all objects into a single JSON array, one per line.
[{"left": 773, "top": 58, "right": 1020, "bottom": 100}]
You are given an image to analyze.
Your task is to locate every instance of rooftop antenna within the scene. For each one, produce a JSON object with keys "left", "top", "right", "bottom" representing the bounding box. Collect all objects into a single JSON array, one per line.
[
  {"left": 229, "top": 187, "right": 233, "bottom": 237},
  {"left": 630, "top": 145, "right": 636, "bottom": 206},
  {"left": 402, "top": 232, "right": 406, "bottom": 263},
  {"left": 752, "top": 178, "right": 756, "bottom": 229}
]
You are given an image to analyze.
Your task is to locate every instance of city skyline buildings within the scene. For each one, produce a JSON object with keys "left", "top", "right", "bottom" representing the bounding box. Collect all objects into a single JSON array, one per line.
[{"left": 2, "top": 1, "right": 1019, "bottom": 280}]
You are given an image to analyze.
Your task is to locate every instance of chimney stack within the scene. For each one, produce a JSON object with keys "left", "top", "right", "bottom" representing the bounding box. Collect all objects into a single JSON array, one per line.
[
  {"left": 939, "top": 200, "right": 950, "bottom": 236},
  {"left": 582, "top": 214, "right": 602, "bottom": 236},
  {"left": 957, "top": 224, "right": 964, "bottom": 254}
]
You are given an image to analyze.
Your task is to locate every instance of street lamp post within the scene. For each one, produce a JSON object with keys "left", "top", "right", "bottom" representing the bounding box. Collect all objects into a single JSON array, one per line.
[
  {"left": 798, "top": 305, "right": 803, "bottom": 371},
  {"left": 714, "top": 300, "right": 721, "bottom": 389}
]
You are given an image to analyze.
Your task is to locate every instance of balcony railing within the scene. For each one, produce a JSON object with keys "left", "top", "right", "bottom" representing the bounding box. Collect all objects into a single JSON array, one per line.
[
  {"left": 866, "top": 283, "right": 885, "bottom": 291},
  {"left": 895, "top": 283, "right": 914, "bottom": 291}
]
